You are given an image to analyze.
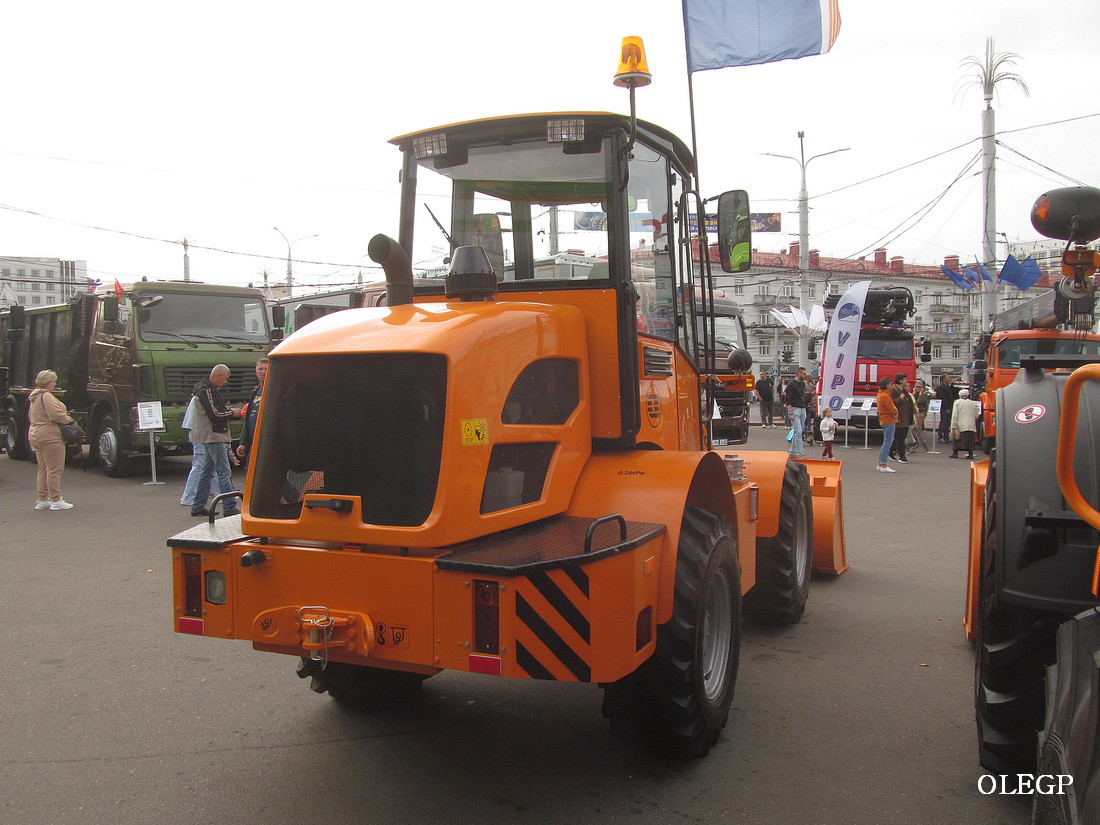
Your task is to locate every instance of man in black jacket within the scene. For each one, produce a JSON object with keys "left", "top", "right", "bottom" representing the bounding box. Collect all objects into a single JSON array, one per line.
[
  {"left": 189, "top": 364, "right": 241, "bottom": 517},
  {"left": 935, "top": 374, "right": 957, "bottom": 444}
]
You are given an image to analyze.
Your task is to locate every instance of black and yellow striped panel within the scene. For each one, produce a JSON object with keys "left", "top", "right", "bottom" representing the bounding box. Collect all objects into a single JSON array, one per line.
[{"left": 513, "top": 567, "right": 591, "bottom": 681}]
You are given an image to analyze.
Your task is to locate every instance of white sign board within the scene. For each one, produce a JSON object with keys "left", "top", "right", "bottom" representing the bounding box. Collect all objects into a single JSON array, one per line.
[
  {"left": 861, "top": 397, "right": 876, "bottom": 411},
  {"left": 136, "top": 401, "right": 164, "bottom": 431}
]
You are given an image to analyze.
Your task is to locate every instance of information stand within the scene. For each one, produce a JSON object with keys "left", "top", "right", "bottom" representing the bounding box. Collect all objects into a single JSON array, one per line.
[
  {"left": 840, "top": 398, "right": 854, "bottom": 448},
  {"left": 136, "top": 402, "right": 166, "bottom": 486},
  {"left": 860, "top": 397, "right": 875, "bottom": 450},
  {"left": 927, "top": 399, "right": 943, "bottom": 454}
]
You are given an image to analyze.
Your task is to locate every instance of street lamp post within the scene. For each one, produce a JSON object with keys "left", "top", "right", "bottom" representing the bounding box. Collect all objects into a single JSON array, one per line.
[
  {"left": 763, "top": 133, "right": 849, "bottom": 367},
  {"left": 274, "top": 227, "right": 319, "bottom": 299}
]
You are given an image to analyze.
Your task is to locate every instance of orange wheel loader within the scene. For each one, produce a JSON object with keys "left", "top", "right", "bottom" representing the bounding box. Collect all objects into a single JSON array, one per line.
[{"left": 169, "top": 52, "right": 847, "bottom": 757}]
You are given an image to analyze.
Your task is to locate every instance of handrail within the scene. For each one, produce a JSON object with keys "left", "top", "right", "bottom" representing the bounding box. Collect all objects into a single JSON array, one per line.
[{"left": 1055, "top": 363, "right": 1100, "bottom": 595}]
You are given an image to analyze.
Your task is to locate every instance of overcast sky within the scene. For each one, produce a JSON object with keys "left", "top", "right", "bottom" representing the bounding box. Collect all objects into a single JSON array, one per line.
[{"left": 3, "top": 0, "right": 1097, "bottom": 291}]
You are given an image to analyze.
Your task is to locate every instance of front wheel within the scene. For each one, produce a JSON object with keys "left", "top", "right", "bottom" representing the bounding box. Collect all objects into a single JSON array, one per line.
[
  {"left": 743, "top": 461, "right": 813, "bottom": 624},
  {"left": 603, "top": 507, "right": 741, "bottom": 756}
]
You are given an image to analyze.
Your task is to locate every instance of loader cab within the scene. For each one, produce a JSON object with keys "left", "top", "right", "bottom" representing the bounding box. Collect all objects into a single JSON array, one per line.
[{"left": 391, "top": 113, "right": 716, "bottom": 448}]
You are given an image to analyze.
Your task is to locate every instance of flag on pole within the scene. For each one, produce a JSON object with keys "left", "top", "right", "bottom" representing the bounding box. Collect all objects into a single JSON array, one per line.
[
  {"left": 820, "top": 280, "right": 870, "bottom": 422},
  {"left": 114, "top": 279, "right": 125, "bottom": 301},
  {"left": 684, "top": 0, "right": 842, "bottom": 72},
  {"left": 974, "top": 261, "right": 995, "bottom": 282},
  {"left": 940, "top": 265, "right": 974, "bottom": 292},
  {"left": 997, "top": 255, "right": 1043, "bottom": 292}
]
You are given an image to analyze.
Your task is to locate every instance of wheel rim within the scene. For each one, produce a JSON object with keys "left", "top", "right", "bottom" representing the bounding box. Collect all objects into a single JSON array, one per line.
[
  {"left": 98, "top": 427, "right": 118, "bottom": 467},
  {"left": 793, "top": 498, "right": 811, "bottom": 588},
  {"left": 701, "top": 564, "right": 734, "bottom": 702}
]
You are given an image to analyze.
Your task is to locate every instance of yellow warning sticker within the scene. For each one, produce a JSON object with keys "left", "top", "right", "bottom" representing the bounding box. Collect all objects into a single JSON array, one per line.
[{"left": 461, "top": 418, "right": 489, "bottom": 446}]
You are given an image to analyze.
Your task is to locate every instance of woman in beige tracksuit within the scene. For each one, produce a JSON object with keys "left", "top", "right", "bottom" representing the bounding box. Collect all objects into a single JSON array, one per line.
[{"left": 28, "top": 369, "right": 76, "bottom": 510}]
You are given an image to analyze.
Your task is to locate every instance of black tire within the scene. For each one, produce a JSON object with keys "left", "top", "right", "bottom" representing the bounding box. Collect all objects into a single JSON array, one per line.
[
  {"left": 95, "top": 412, "right": 134, "bottom": 477},
  {"left": 743, "top": 461, "right": 813, "bottom": 624},
  {"left": 4, "top": 404, "right": 31, "bottom": 460},
  {"left": 296, "top": 658, "right": 429, "bottom": 708},
  {"left": 974, "top": 449, "right": 1057, "bottom": 775},
  {"left": 603, "top": 507, "right": 741, "bottom": 757}
]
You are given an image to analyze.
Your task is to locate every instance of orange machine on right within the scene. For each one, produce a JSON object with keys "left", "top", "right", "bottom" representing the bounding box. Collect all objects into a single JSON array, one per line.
[{"left": 964, "top": 186, "right": 1100, "bottom": 824}]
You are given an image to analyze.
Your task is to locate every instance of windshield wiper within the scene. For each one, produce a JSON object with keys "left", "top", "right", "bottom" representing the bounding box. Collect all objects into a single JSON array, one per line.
[{"left": 141, "top": 329, "right": 199, "bottom": 348}]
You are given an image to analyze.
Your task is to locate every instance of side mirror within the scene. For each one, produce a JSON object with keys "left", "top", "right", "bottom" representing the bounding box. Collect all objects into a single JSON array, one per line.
[
  {"left": 102, "top": 296, "right": 119, "bottom": 323},
  {"left": 271, "top": 305, "right": 285, "bottom": 341},
  {"left": 8, "top": 304, "right": 25, "bottom": 329},
  {"left": 717, "top": 190, "right": 752, "bottom": 273}
]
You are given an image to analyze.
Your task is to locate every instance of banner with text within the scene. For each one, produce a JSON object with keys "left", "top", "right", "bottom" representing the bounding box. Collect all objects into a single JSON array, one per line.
[{"left": 820, "top": 280, "right": 871, "bottom": 420}]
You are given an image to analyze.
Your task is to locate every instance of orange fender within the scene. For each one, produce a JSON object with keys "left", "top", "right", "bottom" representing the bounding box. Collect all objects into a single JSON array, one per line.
[{"left": 964, "top": 459, "right": 990, "bottom": 641}]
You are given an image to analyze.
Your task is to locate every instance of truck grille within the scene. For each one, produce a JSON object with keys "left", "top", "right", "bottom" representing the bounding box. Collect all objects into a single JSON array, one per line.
[
  {"left": 163, "top": 367, "right": 253, "bottom": 399},
  {"left": 249, "top": 353, "right": 447, "bottom": 527}
]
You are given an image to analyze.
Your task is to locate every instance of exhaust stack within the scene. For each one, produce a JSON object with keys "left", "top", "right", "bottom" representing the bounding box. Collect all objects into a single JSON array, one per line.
[{"left": 367, "top": 234, "right": 414, "bottom": 307}]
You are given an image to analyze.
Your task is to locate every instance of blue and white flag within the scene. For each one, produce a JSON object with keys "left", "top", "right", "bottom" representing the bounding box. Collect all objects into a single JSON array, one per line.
[
  {"left": 820, "top": 280, "right": 870, "bottom": 420},
  {"left": 684, "top": 0, "right": 842, "bottom": 72}
]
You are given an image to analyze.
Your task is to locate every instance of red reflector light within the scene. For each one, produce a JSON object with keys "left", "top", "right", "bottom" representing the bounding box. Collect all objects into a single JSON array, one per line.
[
  {"left": 182, "top": 553, "right": 203, "bottom": 618},
  {"left": 473, "top": 580, "right": 500, "bottom": 655},
  {"left": 469, "top": 654, "right": 502, "bottom": 675},
  {"left": 178, "top": 617, "right": 205, "bottom": 635}
]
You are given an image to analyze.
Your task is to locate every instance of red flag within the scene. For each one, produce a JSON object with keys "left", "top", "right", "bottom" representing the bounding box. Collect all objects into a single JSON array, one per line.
[{"left": 114, "top": 279, "right": 124, "bottom": 301}]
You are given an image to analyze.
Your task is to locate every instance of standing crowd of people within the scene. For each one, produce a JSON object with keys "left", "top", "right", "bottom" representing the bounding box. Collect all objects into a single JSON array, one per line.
[{"left": 751, "top": 367, "right": 978, "bottom": 472}]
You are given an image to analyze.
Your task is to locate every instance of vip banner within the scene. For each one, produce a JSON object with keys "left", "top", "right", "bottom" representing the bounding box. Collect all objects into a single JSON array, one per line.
[{"left": 820, "top": 280, "right": 871, "bottom": 420}]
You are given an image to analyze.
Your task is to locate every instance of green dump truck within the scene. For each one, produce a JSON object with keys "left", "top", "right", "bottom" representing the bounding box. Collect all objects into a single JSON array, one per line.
[{"left": 1, "top": 280, "right": 281, "bottom": 476}]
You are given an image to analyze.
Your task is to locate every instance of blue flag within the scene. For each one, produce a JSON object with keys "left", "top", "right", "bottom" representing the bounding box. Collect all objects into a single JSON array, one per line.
[
  {"left": 940, "top": 265, "right": 973, "bottom": 291},
  {"left": 974, "top": 261, "right": 994, "bottom": 282},
  {"left": 998, "top": 255, "right": 1043, "bottom": 292},
  {"left": 684, "top": 0, "right": 842, "bottom": 72}
]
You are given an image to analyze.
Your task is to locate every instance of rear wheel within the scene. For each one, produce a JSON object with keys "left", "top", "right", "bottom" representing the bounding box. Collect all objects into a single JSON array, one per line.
[
  {"left": 296, "top": 659, "right": 429, "bottom": 708},
  {"left": 743, "top": 461, "right": 813, "bottom": 623},
  {"left": 603, "top": 507, "right": 741, "bottom": 757},
  {"left": 4, "top": 404, "right": 31, "bottom": 460},
  {"left": 95, "top": 412, "right": 134, "bottom": 477}
]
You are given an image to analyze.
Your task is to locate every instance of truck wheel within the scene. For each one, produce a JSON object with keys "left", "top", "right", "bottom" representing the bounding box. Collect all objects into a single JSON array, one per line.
[
  {"left": 742, "top": 461, "right": 813, "bottom": 624},
  {"left": 4, "top": 405, "right": 31, "bottom": 461},
  {"left": 974, "top": 454, "right": 1057, "bottom": 774},
  {"left": 95, "top": 413, "right": 134, "bottom": 477},
  {"left": 296, "top": 658, "right": 428, "bottom": 708},
  {"left": 603, "top": 507, "right": 741, "bottom": 757}
]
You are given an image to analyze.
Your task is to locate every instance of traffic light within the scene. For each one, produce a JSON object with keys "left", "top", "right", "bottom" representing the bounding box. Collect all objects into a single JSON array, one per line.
[{"left": 782, "top": 350, "right": 793, "bottom": 363}]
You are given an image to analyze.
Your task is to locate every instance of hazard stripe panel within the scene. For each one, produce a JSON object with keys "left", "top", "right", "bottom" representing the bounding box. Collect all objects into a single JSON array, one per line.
[{"left": 513, "top": 567, "right": 591, "bottom": 681}]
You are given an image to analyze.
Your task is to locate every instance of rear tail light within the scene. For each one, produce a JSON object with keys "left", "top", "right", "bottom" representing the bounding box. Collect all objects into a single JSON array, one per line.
[
  {"left": 183, "top": 553, "right": 202, "bottom": 617},
  {"left": 473, "top": 580, "right": 500, "bottom": 655}
]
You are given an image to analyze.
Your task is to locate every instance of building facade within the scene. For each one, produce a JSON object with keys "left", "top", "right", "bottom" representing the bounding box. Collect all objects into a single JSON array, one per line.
[
  {"left": 713, "top": 243, "right": 1057, "bottom": 384},
  {"left": 0, "top": 257, "right": 91, "bottom": 306}
]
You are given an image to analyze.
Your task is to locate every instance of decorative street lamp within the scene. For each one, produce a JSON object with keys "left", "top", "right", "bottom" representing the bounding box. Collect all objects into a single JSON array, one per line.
[
  {"left": 763, "top": 133, "right": 849, "bottom": 366},
  {"left": 273, "top": 227, "right": 319, "bottom": 299}
]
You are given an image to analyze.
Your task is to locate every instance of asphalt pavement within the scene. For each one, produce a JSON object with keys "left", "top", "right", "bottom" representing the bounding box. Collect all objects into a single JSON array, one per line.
[{"left": 0, "top": 428, "right": 1030, "bottom": 825}]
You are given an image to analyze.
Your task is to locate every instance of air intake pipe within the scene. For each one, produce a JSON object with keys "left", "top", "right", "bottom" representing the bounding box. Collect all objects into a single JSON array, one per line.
[{"left": 367, "top": 234, "right": 414, "bottom": 307}]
